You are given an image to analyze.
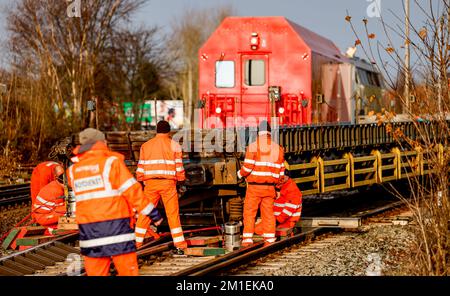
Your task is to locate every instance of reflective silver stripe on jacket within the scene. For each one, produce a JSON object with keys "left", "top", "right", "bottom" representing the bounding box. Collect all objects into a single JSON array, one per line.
[
  {"left": 139, "top": 159, "right": 176, "bottom": 165},
  {"left": 143, "top": 170, "right": 176, "bottom": 176},
  {"left": 79, "top": 233, "right": 136, "bottom": 248},
  {"left": 254, "top": 161, "right": 283, "bottom": 168},
  {"left": 250, "top": 171, "right": 280, "bottom": 178},
  {"left": 118, "top": 178, "right": 137, "bottom": 194}
]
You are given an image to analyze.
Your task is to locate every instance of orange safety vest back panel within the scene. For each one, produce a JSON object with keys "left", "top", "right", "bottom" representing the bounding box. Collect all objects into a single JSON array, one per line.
[
  {"left": 30, "top": 161, "right": 59, "bottom": 204},
  {"left": 68, "top": 141, "right": 158, "bottom": 258},
  {"left": 238, "top": 133, "right": 285, "bottom": 184},
  {"left": 136, "top": 134, "right": 185, "bottom": 182}
]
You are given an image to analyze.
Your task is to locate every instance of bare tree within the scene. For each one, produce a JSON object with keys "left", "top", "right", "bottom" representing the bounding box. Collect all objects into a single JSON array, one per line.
[
  {"left": 0, "top": 0, "right": 171, "bottom": 161},
  {"left": 7, "top": 0, "right": 148, "bottom": 127},
  {"left": 102, "top": 27, "right": 171, "bottom": 130},
  {"left": 168, "top": 5, "right": 235, "bottom": 125},
  {"left": 347, "top": 0, "right": 449, "bottom": 275}
]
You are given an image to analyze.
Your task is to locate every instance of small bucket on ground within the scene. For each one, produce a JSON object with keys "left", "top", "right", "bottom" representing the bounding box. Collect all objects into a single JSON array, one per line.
[{"left": 224, "top": 221, "right": 241, "bottom": 251}]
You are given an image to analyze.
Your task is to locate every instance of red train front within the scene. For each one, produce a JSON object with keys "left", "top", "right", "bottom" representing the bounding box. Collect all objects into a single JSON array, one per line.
[{"left": 198, "top": 16, "right": 353, "bottom": 129}]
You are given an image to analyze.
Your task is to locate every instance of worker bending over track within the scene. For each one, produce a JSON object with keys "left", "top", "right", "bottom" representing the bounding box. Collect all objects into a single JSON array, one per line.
[
  {"left": 68, "top": 128, "right": 161, "bottom": 276},
  {"left": 135, "top": 120, "right": 188, "bottom": 253},
  {"left": 255, "top": 174, "right": 302, "bottom": 239},
  {"left": 32, "top": 168, "right": 66, "bottom": 229},
  {"left": 30, "top": 161, "right": 64, "bottom": 204},
  {"left": 238, "top": 121, "right": 285, "bottom": 247}
]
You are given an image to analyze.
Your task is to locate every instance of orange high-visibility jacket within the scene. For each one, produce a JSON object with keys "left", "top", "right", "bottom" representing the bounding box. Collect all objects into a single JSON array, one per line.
[
  {"left": 136, "top": 134, "right": 185, "bottom": 182},
  {"left": 274, "top": 178, "right": 302, "bottom": 224},
  {"left": 30, "top": 161, "right": 60, "bottom": 204},
  {"left": 32, "top": 180, "right": 66, "bottom": 226},
  {"left": 238, "top": 132, "right": 285, "bottom": 184},
  {"left": 68, "top": 141, "right": 158, "bottom": 258}
]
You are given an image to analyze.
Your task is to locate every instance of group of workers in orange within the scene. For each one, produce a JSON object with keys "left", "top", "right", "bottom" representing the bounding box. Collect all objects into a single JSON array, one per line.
[{"left": 29, "top": 120, "right": 302, "bottom": 276}]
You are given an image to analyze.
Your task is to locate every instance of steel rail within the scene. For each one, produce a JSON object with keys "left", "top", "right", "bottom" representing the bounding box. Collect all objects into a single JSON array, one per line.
[
  {"left": 0, "top": 183, "right": 31, "bottom": 206},
  {"left": 0, "top": 232, "right": 79, "bottom": 264},
  {"left": 0, "top": 183, "right": 30, "bottom": 194},
  {"left": 0, "top": 195, "right": 30, "bottom": 207}
]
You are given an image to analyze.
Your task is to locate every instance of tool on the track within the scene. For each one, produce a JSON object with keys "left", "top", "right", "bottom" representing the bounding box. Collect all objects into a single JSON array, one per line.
[{"left": 224, "top": 221, "right": 241, "bottom": 251}]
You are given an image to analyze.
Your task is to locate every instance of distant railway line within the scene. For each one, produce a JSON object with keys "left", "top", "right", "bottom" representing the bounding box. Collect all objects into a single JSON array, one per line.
[{"left": 0, "top": 184, "right": 30, "bottom": 208}]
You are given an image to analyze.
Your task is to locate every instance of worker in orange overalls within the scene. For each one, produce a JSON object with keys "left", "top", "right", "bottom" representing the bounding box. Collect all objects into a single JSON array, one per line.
[
  {"left": 67, "top": 128, "right": 162, "bottom": 276},
  {"left": 32, "top": 168, "right": 66, "bottom": 228},
  {"left": 255, "top": 174, "right": 302, "bottom": 238},
  {"left": 30, "top": 161, "right": 64, "bottom": 204},
  {"left": 135, "top": 120, "right": 188, "bottom": 254},
  {"left": 237, "top": 120, "right": 285, "bottom": 247}
]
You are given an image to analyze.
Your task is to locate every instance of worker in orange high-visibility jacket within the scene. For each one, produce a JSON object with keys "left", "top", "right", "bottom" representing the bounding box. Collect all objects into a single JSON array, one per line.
[
  {"left": 237, "top": 120, "right": 285, "bottom": 247},
  {"left": 135, "top": 120, "right": 188, "bottom": 253},
  {"left": 67, "top": 128, "right": 162, "bottom": 276},
  {"left": 32, "top": 169, "right": 66, "bottom": 229},
  {"left": 255, "top": 175, "right": 302, "bottom": 238},
  {"left": 30, "top": 161, "right": 64, "bottom": 204}
]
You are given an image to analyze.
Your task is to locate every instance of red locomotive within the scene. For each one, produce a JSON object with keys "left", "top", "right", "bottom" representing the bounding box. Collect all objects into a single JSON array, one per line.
[{"left": 198, "top": 17, "right": 385, "bottom": 128}]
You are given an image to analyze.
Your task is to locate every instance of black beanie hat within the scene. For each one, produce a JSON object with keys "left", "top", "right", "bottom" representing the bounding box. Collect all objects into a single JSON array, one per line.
[
  {"left": 259, "top": 120, "right": 271, "bottom": 133},
  {"left": 157, "top": 120, "right": 171, "bottom": 134}
]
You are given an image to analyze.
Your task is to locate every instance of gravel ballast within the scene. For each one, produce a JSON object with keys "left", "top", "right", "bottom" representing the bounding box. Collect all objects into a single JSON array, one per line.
[{"left": 235, "top": 223, "right": 418, "bottom": 276}]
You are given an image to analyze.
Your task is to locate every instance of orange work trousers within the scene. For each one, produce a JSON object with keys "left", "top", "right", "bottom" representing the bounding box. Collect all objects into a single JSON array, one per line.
[
  {"left": 242, "top": 184, "right": 276, "bottom": 245},
  {"left": 83, "top": 252, "right": 139, "bottom": 276},
  {"left": 136, "top": 179, "right": 187, "bottom": 248}
]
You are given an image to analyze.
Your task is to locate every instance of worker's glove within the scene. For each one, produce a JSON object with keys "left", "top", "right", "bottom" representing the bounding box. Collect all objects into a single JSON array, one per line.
[
  {"left": 177, "top": 185, "right": 187, "bottom": 194},
  {"left": 153, "top": 218, "right": 163, "bottom": 227},
  {"left": 177, "top": 181, "right": 187, "bottom": 196},
  {"left": 237, "top": 171, "right": 247, "bottom": 187}
]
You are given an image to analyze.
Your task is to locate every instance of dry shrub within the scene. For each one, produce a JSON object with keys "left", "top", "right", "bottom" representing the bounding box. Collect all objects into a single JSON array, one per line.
[
  {"left": 347, "top": 0, "right": 450, "bottom": 275},
  {"left": 0, "top": 151, "right": 22, "bottom": 184}
]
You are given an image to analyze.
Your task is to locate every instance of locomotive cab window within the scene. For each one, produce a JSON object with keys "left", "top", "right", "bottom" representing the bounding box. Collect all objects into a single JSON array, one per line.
[
  {"left": 215, "top": 61, "right": 235, "bottom": 88},
  {"left": 357, "top": 69, "right": 369, "bottom": 85},
  {"left": 244, "top": 59, "right": 266, "bottom": 86}
]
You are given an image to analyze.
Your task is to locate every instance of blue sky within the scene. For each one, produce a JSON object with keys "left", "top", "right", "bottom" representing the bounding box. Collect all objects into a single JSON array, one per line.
[
  {"left": 0, "top": 0, "right": 427, "bottom": 70},
  {"left": 132, "top": 0, "right": 412, "bottom": 53}
]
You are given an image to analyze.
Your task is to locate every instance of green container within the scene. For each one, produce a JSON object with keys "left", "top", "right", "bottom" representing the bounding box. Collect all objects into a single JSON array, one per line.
[{"left": 122, "top": 102, "right": 153, "bottom": 125}]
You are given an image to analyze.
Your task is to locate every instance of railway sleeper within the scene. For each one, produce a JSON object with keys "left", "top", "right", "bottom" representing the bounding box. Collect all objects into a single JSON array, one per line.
[
  {"left": 13, "top": 255, "right": 46, "bottom": 271},
  {"left": 2, "top": 259, "right": 35, "bottom": 275}
]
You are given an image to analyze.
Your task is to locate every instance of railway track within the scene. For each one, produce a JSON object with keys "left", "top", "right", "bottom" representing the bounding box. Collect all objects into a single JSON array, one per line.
[
  {"left": 0, "top": 227, "right": 222, "bottom": 276},
  {"left": 0, "top": 183, "right": 31, "bottom": 207},
  {"left": 225, "top": 203, "right": 412, "bottom": 276},
  {"left": 0, "top": 233, "right": 79, "bottom": 276},
  {"left": 0, "top": 192, "right": 406, "bottom": 276},
  {"left": 136, "top": 200, "right": 406, "bottom": 276}
]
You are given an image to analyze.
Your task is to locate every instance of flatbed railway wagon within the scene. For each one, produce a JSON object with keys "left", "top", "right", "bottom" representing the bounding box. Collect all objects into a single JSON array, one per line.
[{"left": 65, "top": 17, "right": 449, "bottom": 225}]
